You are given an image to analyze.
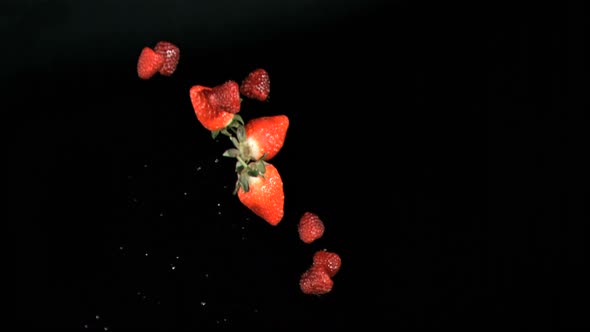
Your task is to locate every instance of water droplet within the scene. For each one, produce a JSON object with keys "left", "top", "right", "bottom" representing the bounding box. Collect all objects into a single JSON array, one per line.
[
  {"left": 95, "top": 315, "right": 100, "bottom": 320},
  {"left": 204, "top": 273, "right": 209, "bottom": 278},
  {"left": 217, "top": 203, "right": 221, "bottom": 207},
  {"left": 184, "top": 192, "right": 188, "bottom": 196},
  {"left": 196, "top": 166, "right": 202, "bottom": 171},
  {"left": 84, "top": 324, "right": 88, "bottom": 329},
  {"left": 214, "top": 158, "right": 219, "bottom": 163},
  {"left": 144, "top": 164, "right": 148, "bottom": 168},
  {"left": 137, "top": 291, "right": 142, "bottom": 296},
  {"left": 159, "top": 212, "right": 164, "bottom": 217},
  {"left": 171, "top": 265, "right": 176, "bottom": 270},
  {"left": 104, "top": 327, "right": 109, "bottom": 331},
  {"left": 200, "top": 301, "right": 206, "bottom": 306},
  {"left": 175, "top": 256, "right": 180, "bottom": 260},
  {"left": 145, "top": 252, "right": 149, "bottom": 257},
  {"left": 119, "top": 246, "right": 124, "bottom": 251}
]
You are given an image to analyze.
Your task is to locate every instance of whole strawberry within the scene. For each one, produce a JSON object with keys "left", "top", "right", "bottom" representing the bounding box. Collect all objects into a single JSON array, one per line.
[
  {"left": 189, "top": 85, "right": 237, "bottom": 132},
  {"left": 137, "top": 47, "right": 165, "bottom": 80},
  {"left": 153, "top": 41, "right": 180, "bottom": 76},
  {"left": 298, "top": 212, "right": 325, "bottom": 244},
  {"left": 299, "top": 265, "right": 334, "bottom": 295},
  {"left": 236, "top": 161, "right": 284, "bottom": 226},
  {"left": 312, "top": 250, "right": 341, "bottom": 277},
  {"left": 240, "top": 68, "right": 270, "bottom": 101},
  {"left": 223, "top": 115, "right": 289, "bottom": 163},
  {"left": 204, "top": 80, "right": 241, "bottom": 114}
]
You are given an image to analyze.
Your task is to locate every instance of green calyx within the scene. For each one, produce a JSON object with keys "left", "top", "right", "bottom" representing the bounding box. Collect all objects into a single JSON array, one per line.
[
  {"left": 211, "top": 114, "right": 244, "bottom": 139},
  {"left": 218, "top": 114, "right": 268, "bottom": 194}
]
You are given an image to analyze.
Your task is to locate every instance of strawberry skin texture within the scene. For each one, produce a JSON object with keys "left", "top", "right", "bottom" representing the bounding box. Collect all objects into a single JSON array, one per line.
[
  {"left": 154, "top": 41, "right": 180, "bottom": 76},
  {"left": 244, "top": 115, "right": 289, "bottom": 161},
  {"left": 137, "top": 47, "right": 165, "bottom": 80},
  {"left": 299, "top": 265, "right": 334, "bottom": 295},
  {"left": 189, "top": 85, "right": 235, "bottom": 131},
  {"left": 298, "top": 212, "right": 325, "bottom": 244},
  {"left": 237, "top": 163, "right": 284, "bottom": 226},
  {"left": 312, "top": 250, "right": 341, "bottom": 277},
  {"left": 240, "top": 68, "right": 270, "bottom": 101},
  {"left": 204, "top": 80, "right": 241, "bottom": 114}
]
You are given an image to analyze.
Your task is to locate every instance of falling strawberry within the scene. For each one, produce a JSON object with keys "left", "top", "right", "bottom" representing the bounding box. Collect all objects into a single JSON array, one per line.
[
  {"left": 299, "top": 265, "right": 334, "bottom": 295},
  {"left": 153, "top": 41, "right": 180, "bottom": 76},
  {"left": 223, "top": 115, "right": 289, "bottom": 164},
  {"left": 137, "top": 47, "right": 165, "bottom": 80},
  {"left": 235, "top": 161, "right": 284, "bottom": 226},
  {"left": 312, "top": 250, "right": 341, "bottom": 277},
  {"left": 298, "top": 212, "right": 325, "bottom": 244},
  {"left": 240, "top": 68, "right": 270, "bottom": 101},
  {"left": 189, "top": 85, "right": 238, "bottom": 132},
  {"left": 203, "top": 80, "right": 241, "bottom": 114}
]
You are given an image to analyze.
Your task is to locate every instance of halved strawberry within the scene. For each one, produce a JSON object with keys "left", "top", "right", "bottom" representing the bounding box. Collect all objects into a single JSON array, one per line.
[
  {"left": 298, "top": 212, "right": 325, "bottom": 244},
  {"left": 189, "top": 85, "right": 237, "bottom": 132},
  {"left": 235, "top": 161, "right": 284, "bottom": 226},
  {"left": 222, "top": 115, "right": 289, "bottom": 164},
  {"left": 153, "top": 41, "right": 180, "bottom": 76},
  {"left": 240, "top": 68, "right": 270, "bottom": 101},
  {"left": 203, "top": 80, "right": 241, "bottom": 114},
  {"left": 137, "top": 47, "right": 165, "bottom": 80}
]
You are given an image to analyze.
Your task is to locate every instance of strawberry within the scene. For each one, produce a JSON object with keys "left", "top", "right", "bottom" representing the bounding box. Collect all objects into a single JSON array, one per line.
[
  {"left": 189, "top": 85, "right": 237, "bottom": 132},
  {"left": 236, "top": 161, "right": 284, "bottom": 226},
  {"left": 137, "top": 47, "right": 165, "bottom": 80},
  {"left": 240, "top": 68, "right": 270, "bottom": 101},
  {"left": 299, "top": 265, "right": 334, "bottom": 295},
  {"left": 298, "top": 212, "right": 325, "bottom": 244},
  {"left": 203, "top": 80, "right": 241, "bottom": 114},
  {"left": 312, "top": 250, "right": 341, "bottom": 277},
  {"left": 153, "top": 41, "right": 180, "bottom": 76}
]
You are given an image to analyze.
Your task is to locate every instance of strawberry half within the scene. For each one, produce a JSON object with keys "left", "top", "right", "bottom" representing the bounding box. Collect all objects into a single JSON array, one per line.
[
  {"left": 235, "top": 161, "right": 284, "bottom": 226},
  {"left": 298, "top": 212, "right": 325, "bottom": 244},
  {"left": 153, "top": 41, "right": 180, "bottom": 76},
  {"left": 299, "top": 265, "right": 334, "bottom": 295},
  {"left": 189, "top": 85, "right": 237, "bottom": 132},
  {"left": 240, "top": 68, "right": 270, "bottom": 101},
  {"left": 312, "top": 250, "right": 341, "bottom": 277},
  {"left": 203, "top": 80, "right": 241, "bottom": 114},
  {"left": 137, "top": 47, "right": 165, "bottom": 80}
]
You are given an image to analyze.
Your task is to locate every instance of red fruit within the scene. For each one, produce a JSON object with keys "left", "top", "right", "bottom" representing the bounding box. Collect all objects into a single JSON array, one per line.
[
  {"left": 240, "top": 68, "right": 270, "bottom": 101},
  {"left": 243, "top": 115, "right": 289, "bottom": 161},
  {"left": 299, "top": 265, "right": 333, "bottom": 295},
  {"left": 236, "top": 162, "right": 284, "bottom": 226},
  {"left": 312, "top": 250, "right": 341, "bottom": 277},
  {"left": 137, "top": 47, "right": 165, "bottom": 80},
  {"left": 153, "top": 41, "right": 180, "bottom": 76},
  {"left": 189, "top": 85, "right": 235, "bottom": 132},
  {"left": 204, "top": 80, "right": 241, "bottom": 114},
  {"left": 298, "top": 212, "right": 325, "bottom": 244}
]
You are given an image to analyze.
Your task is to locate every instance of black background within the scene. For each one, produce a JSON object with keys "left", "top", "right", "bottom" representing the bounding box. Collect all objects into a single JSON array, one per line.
[{"left": 12, "top": 0, "right": 586, "bottom": 330}]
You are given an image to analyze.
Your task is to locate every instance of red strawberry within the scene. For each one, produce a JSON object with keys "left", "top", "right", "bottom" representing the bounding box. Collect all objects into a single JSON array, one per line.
[
  {"left": 299, "top": 265, "right": 333, "bottom": 295},
  {"left": 189, "top": 85, "right": 236, "bottom": 132},
  {"left": 240, "top": 68, "right": 270, "bottom": 101},
  {"left": 236, "top": 162, "right": 284, "bottom": 226},
  {"left": 203, "top": 80, "right": 241, "bottom": 114},
  {"left": 312, "top": 250, "right": 341, "bottom": 277},
  {"left": 298, "top": 212, "right": 325, "bottom": 244},
  {"left": 137, "top": 47, "right": 165, "bottom": 80},
  {"left": 241, "top": 115, "right": 289, "bottom": 162},
  {"left": 153, "top": 41, "right": 180, "bottom": 76}
]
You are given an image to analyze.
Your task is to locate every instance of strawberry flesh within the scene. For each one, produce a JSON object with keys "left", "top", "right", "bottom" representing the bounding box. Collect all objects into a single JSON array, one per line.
[{"left": 137, "top": 47, "right": 165, "bottom": 80}]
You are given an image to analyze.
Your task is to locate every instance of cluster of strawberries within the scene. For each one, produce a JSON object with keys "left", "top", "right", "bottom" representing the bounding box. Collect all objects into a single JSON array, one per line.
[
  {"left": 298, "top": 213, "right": 342, "bottom": 295},
  {"left": 136, "top": 41, "right": 341, "bottom": 296}
]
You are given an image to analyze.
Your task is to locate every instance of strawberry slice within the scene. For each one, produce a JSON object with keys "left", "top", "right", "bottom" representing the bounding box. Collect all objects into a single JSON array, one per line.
[
  {"left": 240, "top": 68, "right": 270, "bottom": 101},
  {"left": 153, "top": 41, "right": 180, "bottom": 76},
  {"left": 189, "top": 85, "right": 236, "bottom": 132},
  {"left": 236, "top": 161, "right": 284, "bottom": 226},
  {"left": 137, "top": 47, "right": 165, "bottom": 80},
  {"left": 203, "top": 80, "right": 241, "bottom": 114},
  {"left": 298, "top": 212, "right": 325, "bottom": 244}
]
